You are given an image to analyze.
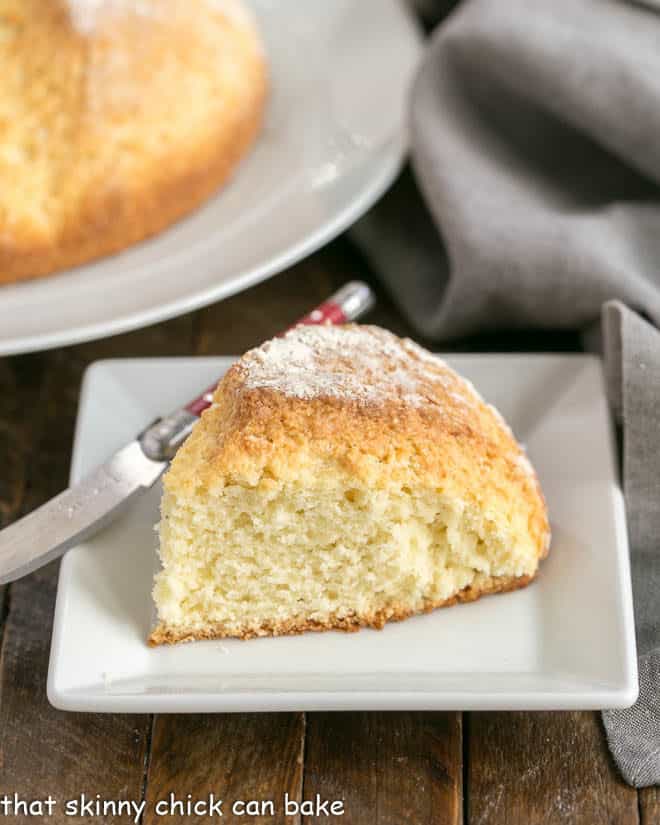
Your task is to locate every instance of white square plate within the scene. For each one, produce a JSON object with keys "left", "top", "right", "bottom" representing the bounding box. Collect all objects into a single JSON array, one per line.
[{"left": 48, "top": 355, "right": 638, "bottom": 712}]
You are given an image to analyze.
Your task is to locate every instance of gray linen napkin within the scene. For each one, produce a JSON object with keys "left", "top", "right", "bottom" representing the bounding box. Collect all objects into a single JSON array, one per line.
[
  {"left": 602, "top": 303, "right": 660, "bottom": 787},
  {"left": 356, "top": 0, "right": 660, "bottom": 786}
]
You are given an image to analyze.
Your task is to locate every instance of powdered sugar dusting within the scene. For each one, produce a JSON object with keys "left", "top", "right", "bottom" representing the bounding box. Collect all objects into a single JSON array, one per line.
[
  {"left": 488, "top": 402, "right": 514, "bottom": 437},
  {"left": 67, "top": 0, "right": 255, "bottom": 34},
  {"left": 67, "top": 0, "right": 106, "bottom": 33},
  {"left": 67, "top": 0, "right": 158, "bottom": 33},
  {"left": 241, "top": 325, "right": 454, "bottom": 407},
  {"left": 516, "top": 451, "right": 536, "bottom": 481},
  {"left": 207, "top": 0, "right": 257, "bottom": 30}
]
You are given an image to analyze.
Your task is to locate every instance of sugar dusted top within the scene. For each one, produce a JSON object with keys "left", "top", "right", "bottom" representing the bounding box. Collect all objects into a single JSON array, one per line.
[
  {"left": 238, "top": 324, "right": 464, "bottom": 407},
  {"left": 66, "top": 0, "right": 256, "bottom": 34},
  {"left": 66, "top": 0, "right": 154, "bottom": 33}
]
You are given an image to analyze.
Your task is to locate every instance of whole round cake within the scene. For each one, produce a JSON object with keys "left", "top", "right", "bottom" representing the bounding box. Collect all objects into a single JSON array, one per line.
[
  {"left": 150, "top": 324, "right": 550, "bottom": 645},
  {"left": 0, "top": 0, "right": 267, "bottom": 284}
]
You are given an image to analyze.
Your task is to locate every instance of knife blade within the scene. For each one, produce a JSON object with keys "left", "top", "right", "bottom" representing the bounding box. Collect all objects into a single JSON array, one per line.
[
  {"left": 0, "top": 282, "right": 375, "bottom": 585},
  {"left": 0, "top": 442, "right": 167, "bottom": 585}
]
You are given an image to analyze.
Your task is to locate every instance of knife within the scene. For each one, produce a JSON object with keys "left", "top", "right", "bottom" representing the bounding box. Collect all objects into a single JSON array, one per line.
[{"left": 0, "top": 282, "right": 375, "bottom": 585}]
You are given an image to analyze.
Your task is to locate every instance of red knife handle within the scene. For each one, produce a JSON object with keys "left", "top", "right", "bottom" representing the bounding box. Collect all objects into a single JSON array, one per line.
[
  {"left": 184, "top": 281, "right": 374, "bottom": 417},
  {"left": 139, "top": 281, "right": 375, "bottom": 461}
]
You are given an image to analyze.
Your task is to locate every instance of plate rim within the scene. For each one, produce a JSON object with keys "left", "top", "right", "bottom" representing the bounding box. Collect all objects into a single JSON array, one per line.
[{"left": 47, "top": 353, "right": 639, "bottom": 712}]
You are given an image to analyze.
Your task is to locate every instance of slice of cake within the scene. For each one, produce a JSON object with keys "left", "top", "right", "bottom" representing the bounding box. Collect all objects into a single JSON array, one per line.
[{"left": 149, "top": 325, "right": 550, "bottom": 644}]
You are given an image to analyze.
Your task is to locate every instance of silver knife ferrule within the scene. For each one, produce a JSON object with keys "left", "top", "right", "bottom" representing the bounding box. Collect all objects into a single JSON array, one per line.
[
  {"left": 333, "top": 281, "right": 376, "bottom": 322},
  {"left": 139, "top": 410, "right": 198, "bottom": 462}
]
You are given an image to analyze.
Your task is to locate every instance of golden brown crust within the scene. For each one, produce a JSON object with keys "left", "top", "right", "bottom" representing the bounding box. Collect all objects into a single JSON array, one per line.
[
  {"left": 0, "top": 98, "right": 265, "bottom": 284},
  {"left": 0, "top": 0, "right": 267, "bottom": 284},
  {"left": 148, "top": 572, "right": 535, "bottom": 645}
]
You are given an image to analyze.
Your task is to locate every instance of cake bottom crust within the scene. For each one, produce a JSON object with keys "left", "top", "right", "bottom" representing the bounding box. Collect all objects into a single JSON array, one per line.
[{"left": 148, "top": 572, "right": 535, "bottom": 646}]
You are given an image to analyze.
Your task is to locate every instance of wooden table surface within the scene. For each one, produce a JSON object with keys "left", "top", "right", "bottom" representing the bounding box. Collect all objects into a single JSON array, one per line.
[{"left": 0, "top": 238, "right": 652, "bottom": 824}]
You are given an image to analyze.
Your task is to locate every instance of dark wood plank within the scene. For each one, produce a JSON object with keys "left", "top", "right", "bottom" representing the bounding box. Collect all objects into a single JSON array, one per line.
[
  {"left": 303, "top": 712, "right": 463, "bottom": 825},
  {"left": 82, "top": 314, "right": 198, "bottom": 359},
  {"left": 0, "top": 316, "right": 196, "bottom": 822},
  {"left": 0, "top": 379, "right": 150, "bottom": 821},
  {"left": 0, "top": 564, "right": 151, "bottom": 823},
  {"left": 639, "top": 788, "right": 660, "bottom": 825},
  {"left": 0, "top": 354, "right": 47, "bottom": 646},
  {"left": 0, "top": 355, "right": 46, "bottom": 530},
  {"left": 0, "top": 586, "right": 6, "bottom": 637},
  {"left": 195, "top": 239, "right": 379, "bottom": 354},
  {"left": 467, "top": 712, "right": 638, "bottom": 825},
  {"left": 144, "top": 714, "right": 304, "bottom": 825}
]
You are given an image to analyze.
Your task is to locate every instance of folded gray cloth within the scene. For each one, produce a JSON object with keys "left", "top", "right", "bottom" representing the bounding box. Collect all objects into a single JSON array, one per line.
[
  {"left": 603, "top": 303, "right": 660, "bottom": 787},
  {"left": 355, "top": 0, "right": 660, "bottom": 787}
]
